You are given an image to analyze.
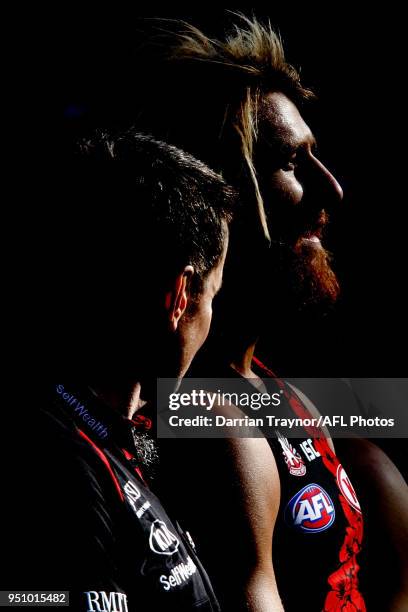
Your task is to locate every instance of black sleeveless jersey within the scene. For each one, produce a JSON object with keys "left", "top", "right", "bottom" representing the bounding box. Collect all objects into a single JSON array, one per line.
[
  {"left": 6, "top": 384, "right": 220, "bottom": 612},
  {"left": 252, "top": 358, "right": 366, "bottom": 612}
]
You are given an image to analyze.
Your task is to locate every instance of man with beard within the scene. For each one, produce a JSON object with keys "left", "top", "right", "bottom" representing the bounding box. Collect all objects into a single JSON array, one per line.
[
  {"left": 4, "top": 132, "right": 233, "bottom": 611},
  {"left": 134, "top": 15, "right": 408, "bottom": 611}
]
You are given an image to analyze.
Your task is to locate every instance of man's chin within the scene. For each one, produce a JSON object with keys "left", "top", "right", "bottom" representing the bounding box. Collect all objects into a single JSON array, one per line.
[{"left": 292, "top": 238, "right": 340, "bottom": 309}]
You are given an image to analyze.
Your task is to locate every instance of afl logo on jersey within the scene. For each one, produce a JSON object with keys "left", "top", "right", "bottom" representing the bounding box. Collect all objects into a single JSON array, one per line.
[
  {"left": 336, "top": 464, "right": 361, "bottom": 512},
  {"left": 285, "top": 484, "right": 335, "bottom": 533},
  {"left": 149, "top": 520, "right": 180, "bottom": 555}
]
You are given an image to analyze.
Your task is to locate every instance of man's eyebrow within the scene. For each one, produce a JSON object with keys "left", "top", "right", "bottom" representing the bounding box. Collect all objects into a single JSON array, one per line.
[
  {"left": 308, "top": 135, "right": 318, "bottom": 151},
  {"left": 260, "top": 129, "right": 317, "bottom": 155},
  {"left": 259, "top": 133, "right": 298, "bottom": 156}
]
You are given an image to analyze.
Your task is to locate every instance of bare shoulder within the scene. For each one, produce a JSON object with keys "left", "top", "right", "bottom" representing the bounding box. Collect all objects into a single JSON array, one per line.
[
  {"left": 224, "top": 437, "right": 280, "bottom": 520},
  {"left": 335, "top": 438, "right": 408, "bottom": 495},
  {"left": 159, "top": 435, "right": 280, "bottom": 549},
  {"left": 158, "top": 433, "right": 284, "bottom": 610}
]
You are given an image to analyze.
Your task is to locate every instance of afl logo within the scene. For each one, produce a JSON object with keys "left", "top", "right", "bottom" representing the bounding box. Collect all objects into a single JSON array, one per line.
[
  {"left": 285, "top": 484, "right": 335, "bottom": 533},
  {"left": 336, "top": 464, "right": 361, "bottom": 512},
  {"left": 149, "top": 520, "right": 180, "bottom": 556}
]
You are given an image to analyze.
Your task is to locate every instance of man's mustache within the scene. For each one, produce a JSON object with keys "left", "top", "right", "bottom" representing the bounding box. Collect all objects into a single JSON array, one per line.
[
  {"left": 300, "top": 209, "right": 329, "bottom": 238},
  {"left": 268, "top": 210, "right": 329, "bottom": 248}
]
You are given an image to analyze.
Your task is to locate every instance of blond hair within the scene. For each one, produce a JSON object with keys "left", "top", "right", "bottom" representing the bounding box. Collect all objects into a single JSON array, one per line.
[{"left": 139, "top": 14, "right": 314, "bottom": 240}]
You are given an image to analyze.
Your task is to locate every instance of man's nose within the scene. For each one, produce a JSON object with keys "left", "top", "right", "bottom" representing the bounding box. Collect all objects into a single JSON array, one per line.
[{"left": 309, "top": 156, "right": 344, "bottom": 206}]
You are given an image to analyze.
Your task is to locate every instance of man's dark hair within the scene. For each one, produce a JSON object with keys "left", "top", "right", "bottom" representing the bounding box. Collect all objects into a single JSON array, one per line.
[
  {"left": 75, "top": 130, "right": 233, "bottom": 298},
  {"left": 48, "top": 130, "right": 233, "bottom": 371}
]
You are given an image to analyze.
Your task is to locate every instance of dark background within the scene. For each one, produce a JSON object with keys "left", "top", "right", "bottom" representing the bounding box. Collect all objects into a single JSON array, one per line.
[{"left": 51, "top": 7, "right": 406, "bottom": 377}]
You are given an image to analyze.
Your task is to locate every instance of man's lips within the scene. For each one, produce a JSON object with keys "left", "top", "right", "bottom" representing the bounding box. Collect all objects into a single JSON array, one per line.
[
  {"left": 271, "top": 211, "right": 329, "bottom": 247},
  {"left": 302, "top": 234, "right": 321, "bottom": 243},
  {"left": 303, "top": 225, "right": 324, "bottom": 239},
  {"left": 299, "top": 211, "right": 328, "bottom": 243}
]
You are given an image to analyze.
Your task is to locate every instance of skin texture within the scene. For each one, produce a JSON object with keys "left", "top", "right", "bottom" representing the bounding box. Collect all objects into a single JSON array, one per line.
[{"left": 228, "top": 439, "right": 283, "bottom": 612}]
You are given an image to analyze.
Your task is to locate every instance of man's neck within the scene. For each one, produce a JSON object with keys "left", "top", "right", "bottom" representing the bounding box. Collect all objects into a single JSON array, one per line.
[
  {"left": 230, "top": 340, "right": 269, "bottom": 392},
  {"left": 230, "top": 340, "right": 258, "bottom": 378}
]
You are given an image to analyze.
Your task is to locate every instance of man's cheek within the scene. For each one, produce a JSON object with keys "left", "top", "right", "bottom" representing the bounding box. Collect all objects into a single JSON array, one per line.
[{"left": 283, "top": 175, "right": 304, "bottom": 205}]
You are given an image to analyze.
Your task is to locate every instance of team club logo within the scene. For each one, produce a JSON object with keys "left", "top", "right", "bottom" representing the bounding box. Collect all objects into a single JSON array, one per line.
[
  {"left": 277, "top": 431, "right": 306, "bottom": 476},
  {"left": 285, "top": 484, "right": 335, "bottom": 532},
  {"left": 336, "top": 464, "right": 361, "bottom": 512},
  {"left": 149, "top": 520, "right": 180, "bottom": 555}
]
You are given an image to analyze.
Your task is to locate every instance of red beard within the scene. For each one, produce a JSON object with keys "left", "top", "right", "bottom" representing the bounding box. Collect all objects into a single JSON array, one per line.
[{"left": 291, "top": 237, "right": 340, "bottom": 309}]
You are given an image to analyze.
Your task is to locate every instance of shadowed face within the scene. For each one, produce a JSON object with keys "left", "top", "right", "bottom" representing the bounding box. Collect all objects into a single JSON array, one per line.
[{"left": 255, "top": 92, "right": 343, "bottom": 309}]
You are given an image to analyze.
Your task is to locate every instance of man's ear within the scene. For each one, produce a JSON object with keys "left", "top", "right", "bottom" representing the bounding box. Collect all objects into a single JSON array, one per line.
[{"left": 165, "top": 265, "right": 194, "bottom": 332}]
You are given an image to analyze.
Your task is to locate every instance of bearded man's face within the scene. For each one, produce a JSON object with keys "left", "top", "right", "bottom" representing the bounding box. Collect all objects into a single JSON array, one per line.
[{"left": 254, "top": 91, "right": 343, "bottom": 311}]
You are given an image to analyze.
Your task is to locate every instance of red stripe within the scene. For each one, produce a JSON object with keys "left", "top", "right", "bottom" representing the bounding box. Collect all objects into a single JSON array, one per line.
[
  {"left": 135, "top": 466, "right": 144, "bottom": 482},
  {"left": 122, "top": 448, "right": 134, "bottom": 461},
  {"left": 121, "top": 448, "right": 147, "bottom": 486},
  {"left": 77, "top": 429, "right": 124, "bottom": 501},
  {"left": 254, "top": 355, "right": 365, "bottom": 609},
  {"left": 252, "top": 355, "right": 276, "bottom": 378}
]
